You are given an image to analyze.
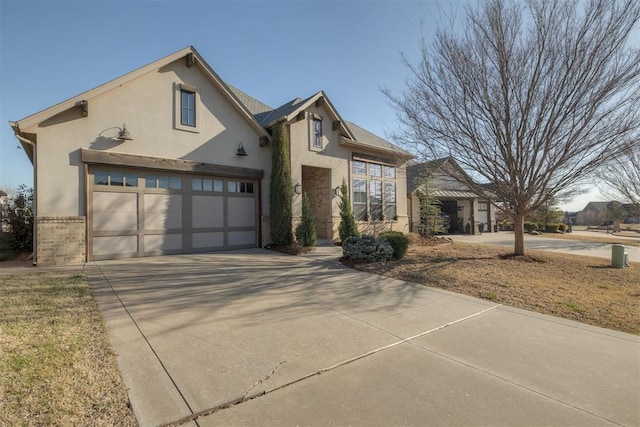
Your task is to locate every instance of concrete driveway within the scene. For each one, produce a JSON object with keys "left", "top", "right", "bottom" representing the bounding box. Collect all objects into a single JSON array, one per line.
[
  {"left": 87, "top": 249, "right": 640, "bottom": 427},
  {"left": 449, "top": 231, "right": 639, "bottom": 262}
]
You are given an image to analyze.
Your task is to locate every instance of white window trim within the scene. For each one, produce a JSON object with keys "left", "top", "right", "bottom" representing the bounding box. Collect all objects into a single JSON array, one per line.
[{"left": 174, "top": 83, "right": 201, "bottom": 133}]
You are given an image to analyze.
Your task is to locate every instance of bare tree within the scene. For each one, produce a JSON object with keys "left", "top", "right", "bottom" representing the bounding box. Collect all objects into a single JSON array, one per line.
[
  {"left": 596, "top": 144, "right": 640, "bottom": 211},
  {"left": 387, "top": 0, "right": 640, "bottom": 255}
]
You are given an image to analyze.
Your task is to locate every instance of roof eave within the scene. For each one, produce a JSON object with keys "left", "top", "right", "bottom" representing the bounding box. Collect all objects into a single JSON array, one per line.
[{"left": 339, "top": 136, "right": 415, "bottom": 161}]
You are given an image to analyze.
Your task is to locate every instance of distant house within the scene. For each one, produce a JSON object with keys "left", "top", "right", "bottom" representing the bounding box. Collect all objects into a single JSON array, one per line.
[
  {"left": 407, "top": 157, "right": 497, "bottom": 234},
  {"left": 576, "top": 201, "right": 639, "bottom": 225}
]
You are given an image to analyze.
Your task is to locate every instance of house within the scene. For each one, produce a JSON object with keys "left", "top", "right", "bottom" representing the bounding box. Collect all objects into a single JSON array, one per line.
[
  {"left": 407, "top": 157, "right": 497, "bottom": 234},
  {"left": 577, "top": 201, "right": 640, "bottom": 225},
  {"left": 9, "top": 46, "right": 412, "bottom": 266}
]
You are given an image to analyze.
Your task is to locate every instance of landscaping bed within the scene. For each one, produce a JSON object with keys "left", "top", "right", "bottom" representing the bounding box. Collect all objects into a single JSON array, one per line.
[{"left": 349, "top": 242, "right": 640, "bottom": 335}]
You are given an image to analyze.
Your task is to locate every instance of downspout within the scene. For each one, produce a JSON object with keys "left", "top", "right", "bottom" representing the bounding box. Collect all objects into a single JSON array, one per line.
[{"left": 9, "top": 122, "right": 37, "bottom": 265}]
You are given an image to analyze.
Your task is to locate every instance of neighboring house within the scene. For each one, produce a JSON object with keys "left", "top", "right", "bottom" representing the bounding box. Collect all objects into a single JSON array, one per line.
[
  {"left": 9, "top": 46, "right": 412, "bottom": 266},
  {"left": 407, "top": 157, "right": 497, "bottom": 234},
  {"left": 577, "top": 201, "right": 640, "bottom": 225}
]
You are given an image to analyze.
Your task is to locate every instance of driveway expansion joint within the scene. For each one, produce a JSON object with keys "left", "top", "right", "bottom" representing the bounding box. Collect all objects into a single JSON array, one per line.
[{"left": 160, "top": 304, "right": 502, "bottom": 426}]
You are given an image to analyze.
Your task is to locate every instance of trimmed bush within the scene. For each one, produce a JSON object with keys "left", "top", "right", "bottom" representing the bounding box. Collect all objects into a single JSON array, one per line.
[
  {"left": 558, "top": 223, "right": 568, "bottom": 232},
  {"left": 269, "top": 121, "right": 293, "bottom": 247},
  {"left": 295, "top": 192, "right": 316, "bottom": 247},
  {"left": 500, "top": 221, "right": 514, "bottom": 231},
  {"left": 544, "top": 223, "right": 561, "bottom": 233},
  {"left": 380, "top": 231, "right": 409, "bottom": 259},
  {"left": 524, "top": 221, "right": 538, "bottom": 232},
  {"left": 342, "top": 235, "right": 394, "bottom": 263},
  {"left": 338, "top": 179, "right": 359, "bottom": 242}
]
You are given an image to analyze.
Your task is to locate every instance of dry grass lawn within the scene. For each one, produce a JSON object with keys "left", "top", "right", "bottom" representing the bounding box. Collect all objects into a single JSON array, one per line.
[
  {"left": 354, "top": 242, "right": 640, "bottom": 335},
  {"left": 0, "top": 272, "right": 137, "bottom": 426}
]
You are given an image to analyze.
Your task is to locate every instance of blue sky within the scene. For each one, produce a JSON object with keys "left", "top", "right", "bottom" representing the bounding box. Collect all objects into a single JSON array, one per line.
[{"left": 0, "top": 0, "right": 620, "bottom": 211}]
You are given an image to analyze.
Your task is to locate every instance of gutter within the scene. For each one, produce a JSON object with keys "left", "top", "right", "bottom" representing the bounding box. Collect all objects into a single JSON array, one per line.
[{"left": 9, "top": 121, "right": 37, "bottom": 265}]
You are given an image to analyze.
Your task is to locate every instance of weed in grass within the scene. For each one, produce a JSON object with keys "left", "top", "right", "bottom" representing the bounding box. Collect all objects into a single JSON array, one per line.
[
  {"left": 559, "top": 301, "right": 585, "bottom": 313},
  {"left": 597, "top": 284, "right": 609, "bottom": 289},
  {"left": 480, "top": 291, "right": 497, "bottom": 300}
]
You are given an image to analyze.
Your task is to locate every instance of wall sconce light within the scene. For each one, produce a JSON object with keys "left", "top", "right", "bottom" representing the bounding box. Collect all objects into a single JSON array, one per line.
[
  {"left": 293, "top": 183, "right": 302, "bottom": 195},
  {"left": 237, "top": 143, "right": 248, "bottom": 156},
  {"left": 334, "top": 186, "right": 342, "bottom": 196},
  {"left": 99, "top": 123, "right": 133, "bottom": 141}
]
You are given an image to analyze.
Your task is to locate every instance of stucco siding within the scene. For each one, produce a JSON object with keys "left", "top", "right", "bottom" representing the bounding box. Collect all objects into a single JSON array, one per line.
[{"left": 23, "top": 59, "right": 271, "bottom": 219}]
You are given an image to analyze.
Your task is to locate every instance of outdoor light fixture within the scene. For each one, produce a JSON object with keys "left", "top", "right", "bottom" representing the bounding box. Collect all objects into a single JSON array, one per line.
[
  {"left": 236, "top": 144, "right": 248, "bottom": 156},
  {"left": 293, "top": 183, "right": 302, "bottom": 195},
  {"left": 99, "top": 123, "right": 133, "bottom": 141},
  {"left": 116, "top": 124, "right": 133, "bottom": 141},
  {"left": 334, "top": 186, "right": 342, "bottom": 196}
]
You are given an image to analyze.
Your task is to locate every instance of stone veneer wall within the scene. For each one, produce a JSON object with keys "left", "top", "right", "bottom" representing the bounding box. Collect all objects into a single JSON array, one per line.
[{"left": 36, "top": 216, "right": 85, "bottom": 266}]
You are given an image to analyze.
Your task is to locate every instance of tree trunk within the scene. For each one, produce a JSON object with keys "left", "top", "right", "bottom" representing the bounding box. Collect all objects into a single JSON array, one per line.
[{"left": 513, "top": 213, "right": 525, "bottom": 256}]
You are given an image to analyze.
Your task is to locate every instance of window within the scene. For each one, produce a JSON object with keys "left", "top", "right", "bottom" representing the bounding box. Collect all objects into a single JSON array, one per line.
[
  {"left": 181, "top": 90, "right": 196, "bottom": 127},
  {"left": 352, "top": 160, "right": 366, "bottom": 175},
  {"left": 227, "top": 180, "right": 254, "bottom": 194},
  {"left": 174, "top": 83, "right": 200, "bottom": 132},
  {"left": 384, "top": 166, "right": 396, "bottom": 179},
  {"left": 353, "top": 179, "right": 367, "bottom": 221},
  {"left": 192, "top": 178, "right": 223, "bottom": 192},
  {"left": 146, "top": 175, "right": 181, "bottom": 190},
  {"left": 313, "top": 118, "right": 323, "bottom": 148},
  {"left": 384, "top": 182, "right": 396, "bottom": 219},
  {"left": 350, "top": 158, "right": 397, "bottom": 222},
  {"left": 94, "top": 171, "right": 137, "bottom": 187},
  {"left": 369, "top": 180, "right": 383, "bottom": 221}
]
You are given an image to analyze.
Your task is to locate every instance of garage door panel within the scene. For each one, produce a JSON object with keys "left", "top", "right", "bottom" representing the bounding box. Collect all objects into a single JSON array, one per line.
[
  {"left": 144, "top": 234, "right": 183, "bottom": 252},
  {"left": 228, "top": 230, "right": 256, "bottom": 246},
  {"left": 93, "top": 235, "right": 138, "bottom": 256},
  {"left": 144, "top": 194, "right": 182, "bottom": 230},
  {"left": 192, "top": 232, "right": 224, "bottom": 249},
  {"left": 93, "top": 193, "right": 137, "bottom": 231},
  {"left": 227, "top": 197, "right": 256, "bottom": 227},
  {"left": 193, "top": 195, "right": 224, "bottom": 228}
]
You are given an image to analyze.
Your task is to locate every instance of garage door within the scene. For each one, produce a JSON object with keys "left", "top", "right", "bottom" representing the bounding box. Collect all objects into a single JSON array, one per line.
[{"left": 89, "top": 168, "right": 258, "bottom": 260}]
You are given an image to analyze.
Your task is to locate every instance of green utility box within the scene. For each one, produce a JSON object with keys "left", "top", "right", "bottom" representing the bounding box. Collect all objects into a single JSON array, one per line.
[{"left": 611, "top": 244, "right": 626, "bottom": 268}]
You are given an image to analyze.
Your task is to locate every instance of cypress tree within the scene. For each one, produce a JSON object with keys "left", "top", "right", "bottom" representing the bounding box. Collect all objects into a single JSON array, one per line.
[
  {"left": 295, "top": 192, "right": 317, "bottom": 247},
  {"left": 338, "top": 178, "right": 359, "bottom": 242},
  {"left": 269, "top": 121, "right": 293, "bottom": 246}
]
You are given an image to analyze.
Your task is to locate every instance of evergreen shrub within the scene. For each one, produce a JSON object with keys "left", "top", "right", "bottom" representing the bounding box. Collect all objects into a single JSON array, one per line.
[
  {"left": 342, "top": 235, "right": 393, "bottom": 263},
  {"left": 379, "top": 231, "right": 409, "bottom": 259}
]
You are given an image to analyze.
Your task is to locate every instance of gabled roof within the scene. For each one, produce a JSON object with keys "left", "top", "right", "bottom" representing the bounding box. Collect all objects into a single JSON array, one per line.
[
  {"left": 407, "top": 157, "right": 489, "bottom": 198},
  {"left": 407, "top": 157, "right": 450, "bottom": 194},
  {"left": 581, "top": 201, "right": 613, "bottom": 213},
  {"left": 11, "top": 46, "right": 271, "bottom": 141},
  {"left": 227, "top": 85, "right": 412, "bottom": 159},
  {"left": 345, "top": 121, "right": 411, "bottom": 158}
]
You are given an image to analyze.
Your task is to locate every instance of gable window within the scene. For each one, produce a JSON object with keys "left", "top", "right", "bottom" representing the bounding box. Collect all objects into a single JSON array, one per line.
[
  {"left": 181, "top": 90, "right": 196, "bottom": 127},
  {"left": 313, "top": 118, "right": 323, "bottom": 148},
  {"left": 174, "top": 83, "right": 200, "bottom": 133}
]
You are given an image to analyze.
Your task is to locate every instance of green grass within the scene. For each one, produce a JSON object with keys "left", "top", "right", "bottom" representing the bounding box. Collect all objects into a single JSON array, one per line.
[
  {"left": 558, "top": 300, "right": 585, "bottom": 313},
  {"left": 479, "top": 291, "right": 497, "bottom": 300},
  {"left": 0, "top": 272, "right": 137, "bottom": 426}
]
